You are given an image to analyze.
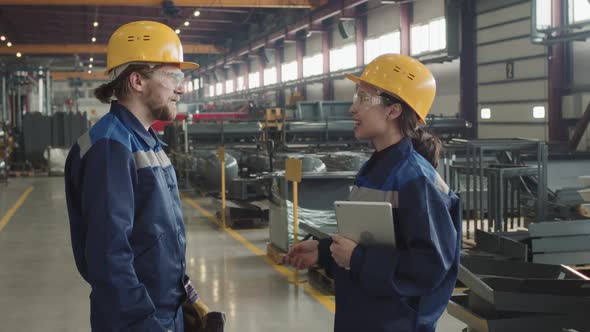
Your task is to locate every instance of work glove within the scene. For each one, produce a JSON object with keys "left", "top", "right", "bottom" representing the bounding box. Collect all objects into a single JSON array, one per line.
[{"left": 183, "top": 276, "right": 226, "bottom": 332}]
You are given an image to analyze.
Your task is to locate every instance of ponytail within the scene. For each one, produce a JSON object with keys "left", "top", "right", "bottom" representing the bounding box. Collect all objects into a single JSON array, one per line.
[
  {"left": 93, "top": 64, "right": 157, "bottom": 104},
  {"left": 94, "top": 82, "right": 115, "bottom": 104},
  {"left": 398, "top": 108, "right": 443, "bottom": 168},
  {"left": 381, "top": 93, "right": 442, "bottom": 167}
]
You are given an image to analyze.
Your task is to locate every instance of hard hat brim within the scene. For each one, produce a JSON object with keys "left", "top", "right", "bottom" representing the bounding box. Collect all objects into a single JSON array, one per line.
[
  {"left": 180, "top": 61, "right": 200, "bottom": 70},
  {"left": 345, "top": 73, "right": 426, "bottom": 124}
]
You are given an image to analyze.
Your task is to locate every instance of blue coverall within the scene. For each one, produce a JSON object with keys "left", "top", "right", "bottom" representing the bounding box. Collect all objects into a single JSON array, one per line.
[
  {"left": 318, "top": 137, "right": 462, "bottom": 332},
  {"left": 65, "top": 102, "right": 187, "bottom": 331}
]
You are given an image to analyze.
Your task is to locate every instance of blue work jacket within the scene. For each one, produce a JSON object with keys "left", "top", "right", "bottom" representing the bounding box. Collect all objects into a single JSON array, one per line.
[
  {"left": 318, "top": 137, "right": 461, "bottom": 332},
  {"left": 65, "top": 102, "right": 186, "bottom": 331}
]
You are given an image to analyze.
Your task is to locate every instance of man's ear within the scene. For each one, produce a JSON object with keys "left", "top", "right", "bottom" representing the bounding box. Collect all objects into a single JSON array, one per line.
[
  {"left": 386, "top": 103, "right": 403, "bottom": 121},
  {"left": 128, "top": 72, "right": 146, "bottom": 93}
]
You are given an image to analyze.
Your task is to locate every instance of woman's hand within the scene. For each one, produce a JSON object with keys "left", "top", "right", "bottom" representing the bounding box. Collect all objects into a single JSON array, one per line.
[
  {"left": 284, "top": 239, "right": 319, "bottom": 269},
  {"left": 330, "top": 235, "right": 358, "bottom": 269}
]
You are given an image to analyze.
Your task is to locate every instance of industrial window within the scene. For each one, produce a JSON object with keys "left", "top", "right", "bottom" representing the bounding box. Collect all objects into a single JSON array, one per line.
[
  {"left": 193, "top": 78, "right": 200, "bottom": 90},
  {"left": 208, "top": 85, "right": 215, "bottom": 97},
  {"left": 215, "top": 82, "right": 223, "bottom": 96},
  {"left": 364, "top": 31, "right": 401, "bottom": 64},
  {"left": 410, "top": 17, "right": 446, "bottom": 55},
  {"left": 302, "top": 53, "right": 323, "bottom": 78},
  {"left": 236, "top": 76, "right": 245, "bottom": 91},
  {"left": 536, "top": 0, "right": 552, "bottom": 30},
  {"left": 330, "top": 43, "right": 357, "bottom": 72},
  {"left": 281, "top": 61, "right": 298, "bottom": 82},
  {"left": 569, "top": 0, "right": 590, "bottom": 23},
  {"left": 249, "top": 72, "right": 260, "bottom": 89},
  {"left": 264, "top": 67, "right": 278, "bottom": 86},
  {"left": 187, "top": 81, "right": 193, "bottom": 92},
  {"left": 225, "top": 80, "right": 234, "bottom": 94}
]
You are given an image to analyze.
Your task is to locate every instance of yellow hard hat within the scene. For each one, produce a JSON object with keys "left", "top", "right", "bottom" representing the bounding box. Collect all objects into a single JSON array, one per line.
[
  {"left": 106, "top": 21, "right": 199, "bottom": 73},
  {"left": 346, "top": 54, "right": 435, "bottom": 124}
]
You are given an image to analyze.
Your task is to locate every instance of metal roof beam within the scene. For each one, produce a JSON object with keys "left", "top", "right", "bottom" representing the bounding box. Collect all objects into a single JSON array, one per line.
[
  {"left": 0, "top": 43, "right": 225, "bottom": 55},
  {"left": 0, "top": 0, "right": 318, "bottom": 8}
]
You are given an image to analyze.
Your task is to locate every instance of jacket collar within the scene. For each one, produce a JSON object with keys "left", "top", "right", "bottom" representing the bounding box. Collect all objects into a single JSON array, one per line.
[
  {"left": 359, "top": 137, "right": 413, "bottom": 188},
  {"left": 109, "top": 101, "right": 165, "bottom": 148}
]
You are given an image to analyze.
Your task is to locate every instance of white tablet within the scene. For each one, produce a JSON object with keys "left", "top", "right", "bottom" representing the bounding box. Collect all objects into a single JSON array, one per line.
[{"left": 334, "top": 201, "right": 396, "bottom": 247}]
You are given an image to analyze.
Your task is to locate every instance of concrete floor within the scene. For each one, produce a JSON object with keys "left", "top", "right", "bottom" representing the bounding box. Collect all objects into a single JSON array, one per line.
[{"left": 0, "top": 177, "right": 465, "bottom": 332}]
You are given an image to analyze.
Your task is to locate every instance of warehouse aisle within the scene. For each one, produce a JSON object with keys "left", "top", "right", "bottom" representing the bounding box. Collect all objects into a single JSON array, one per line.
[{"left": 0, "top": 177, "right": 464, "bottom": 332}]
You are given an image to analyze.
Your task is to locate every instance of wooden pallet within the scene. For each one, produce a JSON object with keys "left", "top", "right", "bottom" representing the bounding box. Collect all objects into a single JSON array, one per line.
[
  {"left": 266, "top": 242, "right": 286, "bottom": 265},
  {"left": 308, "top": 267, "right": 335, "bottom": 295}
]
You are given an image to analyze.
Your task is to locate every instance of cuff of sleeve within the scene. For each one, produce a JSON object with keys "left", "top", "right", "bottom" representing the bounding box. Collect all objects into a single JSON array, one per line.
[
  {"left": 317, "top": 237, "right": 333, "bottom": 268},
  {"left": 350, "top": 244, "right": 366, "bottom": 281}
]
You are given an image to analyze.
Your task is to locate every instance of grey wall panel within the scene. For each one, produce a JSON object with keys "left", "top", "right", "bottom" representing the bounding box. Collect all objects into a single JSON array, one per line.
[
  {"left": 413, "top": 0, "right": 444, "bottom": 24},
  {"left": 334, "top": 79, "right": 356, "bottom": 101},
  {"left": 477, "top": 0, "right": 528, "bottom": 13},
  {"left": 477, "top": 1, "right": 530, "bottom": 27},
  {"left": 478, "top": 80, "right": 547, "bottom": 102},
  {"left": 332, "top": 22, "right": 356, "bottom": 49},
  {"left": 428, "top": 60, "right": 461, "bottom": 95},
  {"left": 573, "top": 40, "right": 590, "bottom": 87},
  {"left": 431, "top": 94, "right": 460, "bottom": 117},
  {"left": 477, "top": 38, "right": 546, "bottom": 64},
  {"left": 478, "top": 124, "right": 547, "bottom": 140},
  {"left": 250, "top": 58, "right": 260, "bottom": 71},
  {"left": 305, "top": 33, "right": 322, "bottom": 55},
  {"left": 366, "top": 3, "right": 400, "bottom": 38},
  {"left": 477, "top": 102, "right": 549, "bottom": 122},
  {"left": 478, "top": 57, "right": 547, "bottom": 82},
  {"left": 306, "top": 83, "right": 324, "bottom": 101},
  {"left": 284, "top": 42, "right": 297, "bottom": 63},
  {"left": 477, "top": 19, "right": 531, "bottom": 44}
]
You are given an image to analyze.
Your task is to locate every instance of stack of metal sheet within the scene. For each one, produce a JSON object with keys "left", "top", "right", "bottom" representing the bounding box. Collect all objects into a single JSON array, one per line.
[
  {"left": 448, "top": 257, "right": 590, "bottom": 332},
  {"left": 529, "top": 219, "right": 590, "bottom": 265}
]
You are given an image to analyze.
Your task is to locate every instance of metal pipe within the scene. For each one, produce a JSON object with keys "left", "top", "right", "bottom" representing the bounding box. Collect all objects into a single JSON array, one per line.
[
  {"left": 569, "top": 99, "right": 590, "bottom": 150},
  {"left": 46, "top": 71, "right": 51, "bottom": 115},
  {"left": 16, "top": 85, "right": 22, "bottom": 130},
  {"left": 1, "top": 75, "right": 6, "bottom": 122}
]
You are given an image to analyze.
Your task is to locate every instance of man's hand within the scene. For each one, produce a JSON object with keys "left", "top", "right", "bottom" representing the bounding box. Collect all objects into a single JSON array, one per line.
[
  {"left": 330, "top": 235, "right": 357, "bottom": 269},
  {"left": 283, "top": 239, "right": 319, "bottom": 269}
]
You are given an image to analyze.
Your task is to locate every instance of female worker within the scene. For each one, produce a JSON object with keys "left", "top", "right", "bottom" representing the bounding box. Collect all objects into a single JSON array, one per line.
[{"left": 285, "top": 54, "right": 461, "bottom": 332}]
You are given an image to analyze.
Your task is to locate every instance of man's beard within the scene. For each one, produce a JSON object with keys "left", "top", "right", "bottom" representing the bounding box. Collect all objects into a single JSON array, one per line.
[{"left": 146, "top": 88, "right": 176, "bottom": 121}]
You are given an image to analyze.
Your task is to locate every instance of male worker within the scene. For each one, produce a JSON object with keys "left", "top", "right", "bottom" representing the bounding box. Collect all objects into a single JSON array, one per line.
[{"left": 64, "top": 21, "right": 198, "bottom": 331}]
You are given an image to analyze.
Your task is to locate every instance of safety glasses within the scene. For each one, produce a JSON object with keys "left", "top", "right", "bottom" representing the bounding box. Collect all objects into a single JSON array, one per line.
[
  {"left": 150, "top": 70, "right": 186, "bottom": 90},
  {"left": 352, "top": 89, "right": 385, "bottom": 107}
]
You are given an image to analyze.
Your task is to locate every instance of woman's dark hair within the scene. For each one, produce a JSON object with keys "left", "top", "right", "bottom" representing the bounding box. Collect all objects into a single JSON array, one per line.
[
  {"left": 381, "top": 93, "right": 443, "bottom": 168},
  {"left": 94, "top": 64, "right": 157, "bottom": 103}
]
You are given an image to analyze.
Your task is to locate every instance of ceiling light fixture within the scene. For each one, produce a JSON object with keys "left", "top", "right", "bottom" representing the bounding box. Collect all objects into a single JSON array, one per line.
[
  {"left": 194, "top": 10, "right": 201, "bottom": 17},
  {"left": 16, "top": 52, "right": 21, "bottom": 58},
  {"left": 6, "top": 42, "right": 12, "bottom": 47},
  {"left": 175, "top": 29, "right": 181, "bottom": 34},
  {"left": 93, "top": 21, "right": 99, "bottom": 27},
  {"left": 88, "top": 70, "right": 92, "bottom": 74},
  {"left": 89, "top": 57, "right": 94, "bottom": 62},
  {"left": 184, "top": 21, "right": 190, "bottom": 26},
  {"left": 91, "top": 37, "right": 96, "bottom": 42},
  {"left": 89, "top": 64, "right": 93, "bottom": 68},
  {"left": 0, "top": 36, "right": 5, "bottom": 41}
]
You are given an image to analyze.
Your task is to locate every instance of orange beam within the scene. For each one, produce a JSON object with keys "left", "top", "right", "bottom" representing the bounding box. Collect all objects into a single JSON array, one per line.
[
  {"left": 0, "top": 43, "right": 225, "bottom": 55},
  {"left": 0, "top": 0, "right": 315, "bottom": 7},
  {"left": 51, "top": 71, "right": 108, "bottom": 81}
]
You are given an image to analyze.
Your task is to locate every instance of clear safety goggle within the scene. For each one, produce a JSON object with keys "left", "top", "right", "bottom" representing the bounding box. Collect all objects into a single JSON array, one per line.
[
  {"left": 352, "top": 90, "right": 385, "bottom": 107},
  {"left": 149, "top": 70, "right": 186, "bottom": 90}
]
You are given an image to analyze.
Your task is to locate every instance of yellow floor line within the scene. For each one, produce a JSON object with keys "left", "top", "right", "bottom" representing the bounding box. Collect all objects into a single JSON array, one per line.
[
  {"left": 0, "top": 186, "right": 34, "bottom": 233},
  {"left": 183, "top": 196, "right": 336, "bottom": 314}
]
